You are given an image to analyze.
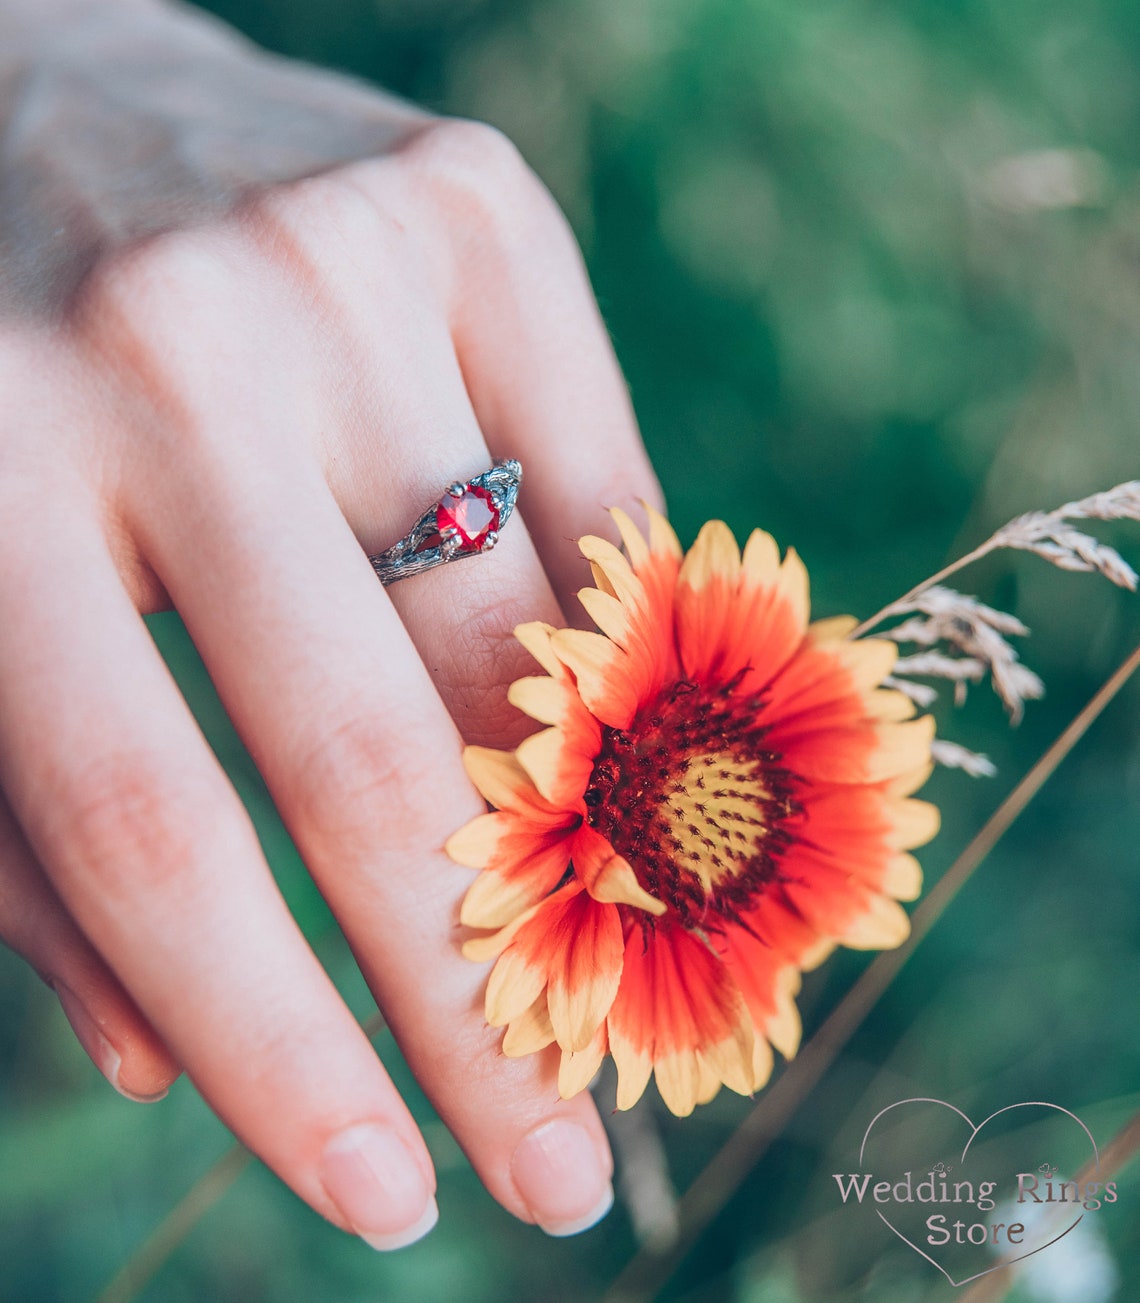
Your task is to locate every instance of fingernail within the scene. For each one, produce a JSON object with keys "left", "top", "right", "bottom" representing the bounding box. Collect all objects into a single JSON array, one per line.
[
  {"left": 320, "top": 1123, "right": 438, "bottom": 1251},
  {"left": 511, "top": 1119, "right": 614, "bottom": 1237},
  {"left": 53, "top": 983, "right": 168, "bottom": 1104}
]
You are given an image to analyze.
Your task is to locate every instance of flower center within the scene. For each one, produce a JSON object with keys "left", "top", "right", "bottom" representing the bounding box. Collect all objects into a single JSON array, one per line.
[{"left": 583, "top": 676, "right": 799, "bottom": 928}]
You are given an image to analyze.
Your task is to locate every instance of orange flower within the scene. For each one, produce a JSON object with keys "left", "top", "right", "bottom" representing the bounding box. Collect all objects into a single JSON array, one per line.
[{"left": 446, "top": 510, "right": 939, "bottom": 1116}]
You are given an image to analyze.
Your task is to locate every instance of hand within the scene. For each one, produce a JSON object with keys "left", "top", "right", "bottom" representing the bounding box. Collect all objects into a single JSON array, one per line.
[{"left": 0, "top": 0, "right": 661, "bottom": 1248}]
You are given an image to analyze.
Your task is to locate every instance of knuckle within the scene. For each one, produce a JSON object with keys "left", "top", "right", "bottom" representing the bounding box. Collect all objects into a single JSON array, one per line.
[
  {"left": 239, "top": 171, "right": 397, "bottom": 281},
  {"left": 55, "top": 754, "right": 223, "bottom": 897},
  {"left": 295, "top": 714, "right": 430, "bottom": 853},
  {"left": 80, "top": 231, "right": 231, "bottom": 331},
  {"left": 406, "top": 118, "right": 562, "bottom": 248}
]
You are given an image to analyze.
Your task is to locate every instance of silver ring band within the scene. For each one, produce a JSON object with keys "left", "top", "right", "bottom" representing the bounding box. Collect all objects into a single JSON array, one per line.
[{"left": 368, "top": 458, "right": 522, "bottom": 587}]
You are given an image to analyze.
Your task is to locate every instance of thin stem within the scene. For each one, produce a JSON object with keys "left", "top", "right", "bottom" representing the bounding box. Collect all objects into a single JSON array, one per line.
[
  {"left": 92, "top": 1010, "right": 388, "bottom": 1303},
  {"left": 851, "top": 541, "right": 995, "bottom": 638},
  {"left": 957, "top": 1105, "right": 1140, "bottom": 1303},
  {"left": 94, "top": 1144, "right": 252, "bottom": 1303},
  {"left": 603, "top": 639, "right": 1140, "bottom": 1303}
]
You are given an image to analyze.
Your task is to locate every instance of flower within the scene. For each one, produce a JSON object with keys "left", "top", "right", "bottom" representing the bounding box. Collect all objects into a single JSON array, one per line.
[{"left": 446, "top": 509, "right": 939, "bottom": 1116}]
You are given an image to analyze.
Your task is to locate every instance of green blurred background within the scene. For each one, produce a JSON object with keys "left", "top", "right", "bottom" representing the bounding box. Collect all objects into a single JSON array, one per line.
[{"left": 2, "top": 0, "right": 1139, "bottom": 1299}]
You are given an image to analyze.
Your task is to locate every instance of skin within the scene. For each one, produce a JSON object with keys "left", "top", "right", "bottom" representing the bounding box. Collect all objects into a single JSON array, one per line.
[{"left": 0, "top": 0, "right": 662, "bottom": 1246}]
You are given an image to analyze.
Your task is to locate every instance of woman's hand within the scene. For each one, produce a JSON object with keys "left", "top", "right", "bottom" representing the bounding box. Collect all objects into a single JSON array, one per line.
[{"left": 0, "top": 0, "right": 660, "bottom": 1247}]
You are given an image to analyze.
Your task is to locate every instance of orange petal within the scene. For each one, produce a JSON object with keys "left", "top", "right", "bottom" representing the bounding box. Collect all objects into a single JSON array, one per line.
[
  {"left": 863, "top": 716, "right": 936, "bottom": 783},
  {"left": 550, "top": 628, "right": 641, "bottom": 730},
  {"left": 654, "top": 1048, "right": 703, "bottom": 1117},
  {"left": 507, "top": 676, "right": 567, "bottom": 726},
  {"left": 445, "top": 812, "right": 507, "bottom": 869},
  {"left": 837, "top": 895, "right": 911, "bottom": 949},
  {"left": 607, "top": 921, "right": 753, "bottom": 1116},
  {"left": 453, "top": 813, "right": 578, "bottom": 928},
  {"left": 485, "top": 943, "right": 549, "bottom": 1027},
  {"left": 715, "top": 921, "right": 802, "bottom": 1071},
  {"left": 484, "top": 886, "right": 623, "bottom": 1052},
  {"left": 576, "top": 585, "right": 632, "bottom": 646},
  {"left": 516, "top": 726, "right": 594, "bottom": 808},
  {"left": 675, "top": 521, "right": 742, "bottom": 683},
  {"left": 776, "top": 547, "right": 810, "bottom": 631},
  {"left": 882, "top": 852, "right": 924, "bottom": 901},
  {"left": 503, "top": 994, "right": 556, "bottom": 1057},
  {"left": 461, "top": 747, "right": 567, "bottom": 820},
  {"left": 809, "top": 613, "right": 858, "bottom": 640},
  {"left": 543, "top": 891, "right": 625, "bottom": 1052},
  {"left": 750, "top": 1033, "right": 776, "bottom": 1091},
  {"left": 678, "top": 520, "right": 741, "bottom": 591},
  {"left": 579, "top": 534, "right": 645, "bottom": 608},
  {"left": 884, "top": 797, "right": 941, "bottom": 849},
  {"left": 865, "top": 688, "right": 918, "bottom": 721},
  {"left": 610, "top": 506, "right": 652, "bottom": 570},
  {"left": 572, "top": 824, "right": 665, "bottom": 916},
  {"left": 644, "top": 505, "right": 684, "bottom": 563},
  {"left": 742, "top": 528, "right": 781, "bottom": 587},
  {"left": 559, "top": 1023, "right": 608, "bottom": 1098},
  {"left": 463, "top": 901, "right": 540, "bottom": 963},
  {"left": 815, "top": 637, "right": 898, "bottom": 692},
  {"left": 610, "top": 1023, "right": 654, "bottom": 1111},
  {"left": 695, "top": 1053, "right": 723, "bottom": 1106},
  {"left": 765, "top": 967, "right": 803, "bottom": 1059},
  {"left": 885, "top": 761, "right": 935, "bottom": 798},
  {"left": 513, "top": 621, "right": 563, "bottom": 677}
]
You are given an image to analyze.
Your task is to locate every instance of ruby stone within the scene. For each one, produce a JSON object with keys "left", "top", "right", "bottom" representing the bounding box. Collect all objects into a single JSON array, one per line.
[{"left": 436, "top": 484, "right": 499, "bottom": 551}]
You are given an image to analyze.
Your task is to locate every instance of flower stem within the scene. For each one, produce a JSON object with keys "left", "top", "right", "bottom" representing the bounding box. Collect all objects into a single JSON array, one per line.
[
  {"left": 602, "top": 638, "right": 1140, "bottom": 1303},
  {"left": 956, "top": 1104, "right": 1140, "bottom": 1303},
  {"left": 851, "top": 541, "right": 995, "bottom": 637},
  {"left": 94, "top": 1010, "right": 388, "bottom": 1303}
]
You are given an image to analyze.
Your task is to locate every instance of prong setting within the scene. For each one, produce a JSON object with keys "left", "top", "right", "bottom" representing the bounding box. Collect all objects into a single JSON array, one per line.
[{"left": 367, "top": 459, "right": 523, "bottom": 586}]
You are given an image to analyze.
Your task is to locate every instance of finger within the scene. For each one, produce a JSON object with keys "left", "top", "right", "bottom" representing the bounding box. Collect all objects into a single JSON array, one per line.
[
  {"left": 0, "top": 504, "right": 439, "bottom": 1251},
  {"left": 134, "top": 429, "right": 616, "bottom": 1237},
  {"left": 434, "top": 137, "right": 666, "bottom": 610},
  {"left": 0, "top": 789, "right": 179, "bottom": 1101}
]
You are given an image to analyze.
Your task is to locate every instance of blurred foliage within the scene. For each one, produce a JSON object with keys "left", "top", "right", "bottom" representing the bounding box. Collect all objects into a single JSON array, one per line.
[{"left": 2, "top": 0, "right": 1139, "bottom": 1300}]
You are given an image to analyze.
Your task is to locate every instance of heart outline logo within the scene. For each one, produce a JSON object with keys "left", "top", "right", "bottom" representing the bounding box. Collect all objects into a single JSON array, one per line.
[{"left": 857, "top": 1098, "right": 1100, "bottom": 1287}]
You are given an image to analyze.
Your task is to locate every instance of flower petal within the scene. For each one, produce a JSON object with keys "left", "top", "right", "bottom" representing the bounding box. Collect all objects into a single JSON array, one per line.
[
  {"left": 485, "top": 942, "right": 549, "bottom": 1028},
  {"left": 545, "top": 892, "right": 625, "bottom": 1052},
  {"left": 513, "top": 621, "right": 563, "bottom": 677},
  {"left": 451, "top": 810, "right": 578, "bottom": 929},
  {"left": 675, "top": 520, "right": 743, "bottom": 683},
  {"left": 715, "top": 921, "right": 803, "bottom": 1070},
  {"left": 461, "top": 747, "right": 566, "bottom": 820},
  {"left": 576, "top": 585, "right": 632, "bottom": 645},
  {"left": 485, "top": 886, "right": 623, "bottom": 1052},
  {"left": 559, "top": 1023, "right": 608, "bottom": 1098},
  {"left": 503, "top": 994, "right": 556, "bottom": 1057},
  {"left": 516, "top": 726, "right": 594, "bottom": 808},
  {"left": 742, "top": 528, "right": 781, "bottom": 587},
  {"left": 882, "top": 852, "right": 924, "bottom": 901},
  {"left": 550, "top": 628, "right": 641, "bottom": 730},
  {"left": 884, "top": 797, "right": 941, "bottom": 849},
  {"left": 609, "top": 506, "right": 652, "bottom": 571},
  {"left": 507, "top": 676, "right": 568, "bottom": 726},
  {"left": 573, "top": 824, "right": 665, "bottom": 916},
  {"left": 607, "top": 922, "right": 754, "bottom": 1116},
  {"left": 837, "top": 895, "right": 912, "bottom": 949}
]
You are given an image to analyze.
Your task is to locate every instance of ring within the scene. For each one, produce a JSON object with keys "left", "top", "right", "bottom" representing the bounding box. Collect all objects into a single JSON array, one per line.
[{"left": 368, "top": 458, "right": 523, "bottom": 587}]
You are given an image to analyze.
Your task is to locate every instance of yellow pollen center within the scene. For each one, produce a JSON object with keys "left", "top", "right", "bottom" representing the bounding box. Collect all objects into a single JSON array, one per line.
[
  {"left": 663, "top": 751, "right": 772, "bottom": 894},
  {"left": 582, "top": 676, "right": 800, "bottom": 929}
]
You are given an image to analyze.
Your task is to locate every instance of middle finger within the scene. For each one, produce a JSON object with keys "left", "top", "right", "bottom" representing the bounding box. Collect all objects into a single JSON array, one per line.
[{"left": 131, "top": 362, "right": 616, "bottom": 1235}]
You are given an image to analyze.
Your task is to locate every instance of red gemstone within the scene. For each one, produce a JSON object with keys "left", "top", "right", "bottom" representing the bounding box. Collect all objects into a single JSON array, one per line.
[{"left": 436, "top": 484, "right": 499, "bottom": 551}]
